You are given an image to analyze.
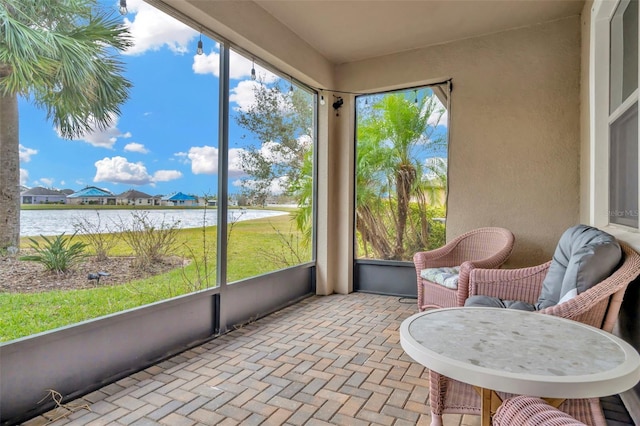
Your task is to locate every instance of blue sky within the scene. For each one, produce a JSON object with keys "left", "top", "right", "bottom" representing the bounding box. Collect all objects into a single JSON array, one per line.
[
  {"left": 18, "top": 0, "right": 448, "bottom": 198},
  {"left": 18, "top": 0, "right": 282, "bottom": 197}
]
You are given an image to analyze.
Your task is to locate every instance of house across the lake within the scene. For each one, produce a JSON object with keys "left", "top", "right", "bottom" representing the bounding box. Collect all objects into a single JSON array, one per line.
[
  {"left": 160, "top": 192, "right": 198, "bottom": 206},
  {"left": 116, "top": 189, "right": 154, "bottom": 206},
  {"left": 20, "top": 187, "right": 67, "bottom": 205},
  {"left": 20, "top": 186, "right": 208, "bottom": 207},
  {"left": 66, "top": 186, "right": 116, "bottom": 205}
]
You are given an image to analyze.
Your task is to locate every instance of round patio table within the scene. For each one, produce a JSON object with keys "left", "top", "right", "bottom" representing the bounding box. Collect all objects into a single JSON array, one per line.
[{"left": 400, "top": 307, "right": 640, "bottom": 426}]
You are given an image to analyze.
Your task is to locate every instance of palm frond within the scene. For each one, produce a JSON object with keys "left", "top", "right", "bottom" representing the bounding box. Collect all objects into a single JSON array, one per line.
[{"left": 0, "top": 0, "right": 132, "bottom": 138}]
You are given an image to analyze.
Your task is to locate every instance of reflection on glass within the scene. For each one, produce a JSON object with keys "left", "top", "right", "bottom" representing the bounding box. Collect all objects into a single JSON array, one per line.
[
  {"left": 610, "top": 102, "right": 639, "bottom": 228},
  {"left": 355, "top": 87, "right": 448, "bottom": 261},
  {"left": 610, "top": 0, "right": 638, "bottom": 113}
]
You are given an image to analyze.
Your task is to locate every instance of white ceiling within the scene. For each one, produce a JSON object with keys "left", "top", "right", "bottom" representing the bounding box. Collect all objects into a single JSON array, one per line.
[{"left": 253, "top": 0, "right": 585, "bottom": 64}]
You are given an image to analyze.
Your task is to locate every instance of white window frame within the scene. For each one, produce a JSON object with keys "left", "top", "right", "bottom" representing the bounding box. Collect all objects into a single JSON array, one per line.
[{"left": 590, "top": 0, "right": 640, "bottom": 234}]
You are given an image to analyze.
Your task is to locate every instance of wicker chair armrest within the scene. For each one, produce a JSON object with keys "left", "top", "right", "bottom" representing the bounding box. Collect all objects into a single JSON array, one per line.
[
  {"left": 413, "top": 243, "right": 463, "bottom": 270},
  {"left": 455, "top": 261, "right": 475, "bottom": 305},
  {"left": 468, "top": 261, "right": 551, "bottom": 304},
  {"left": 539, "top": 244, "right": 640, "bottom": 330},
  {"left": 494, "top": 396, "right": 587, "bottom": 426},
  {"left": 414, "top": 227, "right": 514, "bottom": 271}
]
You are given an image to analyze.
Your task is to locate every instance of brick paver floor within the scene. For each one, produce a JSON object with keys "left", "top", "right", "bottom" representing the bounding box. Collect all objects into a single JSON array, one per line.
[{"left": 22, "top": 293, "right": 633, "bottom": 426}]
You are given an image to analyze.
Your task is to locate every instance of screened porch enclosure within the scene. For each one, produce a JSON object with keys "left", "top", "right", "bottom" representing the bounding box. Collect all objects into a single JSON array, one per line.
[{"left": 3, "top": 0, "right": 640, "bottom": 424}]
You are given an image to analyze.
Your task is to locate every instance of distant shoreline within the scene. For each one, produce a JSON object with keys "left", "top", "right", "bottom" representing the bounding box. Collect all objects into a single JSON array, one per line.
[{"left": 21, "top": 204, "right": 296, "bottom": 212}]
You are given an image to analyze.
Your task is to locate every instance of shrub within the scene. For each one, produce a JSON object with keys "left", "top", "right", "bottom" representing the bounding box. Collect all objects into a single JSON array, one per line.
[
  {"left": 72, "top": 211, "right": 118, "bottom": 261},
  {"left": 20, "top": 233, "right": 88, "bottom": 273},
  {"left": 115, "top": 211, "right": 180, "bottom": 269}
]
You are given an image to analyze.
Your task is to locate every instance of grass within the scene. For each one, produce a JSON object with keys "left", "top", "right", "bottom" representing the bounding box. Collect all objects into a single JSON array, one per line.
[{"left": 0, "top": 213, "right": 310, "bottom": 343}]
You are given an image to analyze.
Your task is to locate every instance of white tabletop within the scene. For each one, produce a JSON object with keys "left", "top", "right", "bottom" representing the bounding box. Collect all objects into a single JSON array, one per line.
[{"left": 400, "top": 307, "right": 640, "bottom": 398}]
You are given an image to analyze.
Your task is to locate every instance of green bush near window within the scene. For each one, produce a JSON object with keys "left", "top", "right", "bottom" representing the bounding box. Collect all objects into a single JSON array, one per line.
[{"left": 20, "top": 233, "right": 87, "bottom": 273}]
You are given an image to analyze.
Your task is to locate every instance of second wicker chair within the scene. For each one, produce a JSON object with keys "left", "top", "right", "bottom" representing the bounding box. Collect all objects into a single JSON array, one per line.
[
  {"left": 493, "top": 396, "right": 588, "bottom": 426},
  {"left": 413, "top": 227, "right": 515, "bottom": 310}
]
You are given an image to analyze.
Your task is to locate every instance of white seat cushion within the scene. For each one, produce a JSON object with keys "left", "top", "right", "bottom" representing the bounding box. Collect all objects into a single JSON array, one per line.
[{"left": 420, "top": 266, "right": 460, "bottom": 290}]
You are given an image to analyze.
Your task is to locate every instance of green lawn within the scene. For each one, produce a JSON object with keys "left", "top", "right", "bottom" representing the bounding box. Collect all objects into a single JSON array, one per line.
[{"left": 0, "top": 213, "right": 310, "bottom": 343}]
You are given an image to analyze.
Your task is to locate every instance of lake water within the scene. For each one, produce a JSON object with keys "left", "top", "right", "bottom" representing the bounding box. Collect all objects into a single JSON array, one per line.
[{"left": 20, "top": 209, "right": 287, "bottom": 237}]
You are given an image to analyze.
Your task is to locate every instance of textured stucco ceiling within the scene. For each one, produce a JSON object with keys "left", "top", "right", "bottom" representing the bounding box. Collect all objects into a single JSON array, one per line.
[{"left": 253, "top": 0, "right": 585, "bottom": 64}]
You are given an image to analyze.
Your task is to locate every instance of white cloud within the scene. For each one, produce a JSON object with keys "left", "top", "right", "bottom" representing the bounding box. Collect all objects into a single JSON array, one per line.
[
  {"left": 229, "top": 78, "right": 290, "bottom": 113},
  {"left": 229, "top": 80, "right": 261, "bottom": 113},
  {"left": 122, "top": 0, "right": 197, "bottom": 56},
  {"left": 20, "top": 169, "right": 28, "bottom": 186},
  {"left": 228, "top": 149, "right": 245, "bottom": 177},
  {"left": 193, "top": 52, "right": 220, "bottom": 76},
  {"left": 188, "top": 146, "right": 217, "bottom": 174},
  {"left": 233, "top": 175, "right": 288, "bottom": 195},
  {"left": 124, "top": 142, "right": 149, "bottom": 154},
  {"left": 269, "top": 176, "right": 288, "bottom": 194},
  {"left": 181, "top": 142, "right": 295, "bottom": 182},
  {"left": 153, "top": 170, "right": 182, "bottom": 182},
  {"left": 94, "top": 156, "right": 152, "bottom": 185},
  {"left": 173, "top": 151, "right": 189, "bottom": 164},
  {"left": 94, "top": 156, "right": 182, "bottom": 186},
  {"left": 19, "top": 145, "right": 38, "bottom": 162},
  {"left": 258, "top": 141, "right": 288, "bottom": 164},
  {"left": 187, "top": 145, "right": 244, "bottom": 177},
  {"left": 36, "top": 178, "right": 55, "bottom": 188},
  {"left": 230, "top": 53, "right": 279, "bottom": 82},
  {"left": 194, "top": 50, "right": 280, "bottom": 113},
  {"left": 59, "top": 114, "right": 130, "bottom": 149},
  {"left": 192, "top": 49, "right": 279, "bottom": 82}
]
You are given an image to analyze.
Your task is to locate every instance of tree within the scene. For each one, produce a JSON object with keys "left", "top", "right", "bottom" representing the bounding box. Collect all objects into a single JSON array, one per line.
[
  {"left": 234, "top": 82, "right": 446, "bottom": 262},
  {"left": 234, "top": 81, "right": 313, "bottom": 206},
  {"left": 0, "top": 0, "right": 132, "bottom": 249},
  {"left": 356, "top": 91, "right": 446, "bottom": 260}
]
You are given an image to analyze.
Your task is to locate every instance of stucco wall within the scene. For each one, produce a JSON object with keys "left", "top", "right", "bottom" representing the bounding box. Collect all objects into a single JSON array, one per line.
[
  {"left": 580, "top": 2, "right": 594, "bottom": 225},
  {"left": 336, "top": 17, "right": 582, "bottom": 267}
]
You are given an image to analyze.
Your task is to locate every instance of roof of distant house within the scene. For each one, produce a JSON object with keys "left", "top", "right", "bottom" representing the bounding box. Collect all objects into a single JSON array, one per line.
[
  {"left": 161, "top": 192, "right": 197, "bottom": 201},
  {"left": 60, "top": 189, "right": 75, "bottom": 195},
  {"left": 67, "top": 186, "right": 114, "bottom": 198},
  {"left": 21, "top": 187, "right": 66, "bottom": 196},
  {"left": 117, "top": 189, "right": 152, "bottom": 199}
]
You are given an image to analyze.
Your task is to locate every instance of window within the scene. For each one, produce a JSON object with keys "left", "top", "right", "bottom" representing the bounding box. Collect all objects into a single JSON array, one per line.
[
  {"left": 609, "top": 0, "right": 639, "bottom": 227},
  {"left": 226, "top": 48, "right": 315, "bottom": 283},
  {"left": 4, "top": 0, "right": 316, "bottom": 342},
  {"left": 591, "top": 0, "right": 640, "bottom": 230},
  {"left": 354, "top": 84, "right": 449, "bottom": 261}
]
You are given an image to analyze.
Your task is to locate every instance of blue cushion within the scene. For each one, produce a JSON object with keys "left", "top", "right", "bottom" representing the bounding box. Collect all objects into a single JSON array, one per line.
[
  {"left": 536, "top": 224, "right": 621, "bottom": 309},
  {"left": 465, "top": 225, "right": 621, "bottom": 311},
  {"left": 465, "top": 295, "right": 536, "bottom": 311},
  {"left": 420, "top": 266, "right": 460, "bottom": 289}
]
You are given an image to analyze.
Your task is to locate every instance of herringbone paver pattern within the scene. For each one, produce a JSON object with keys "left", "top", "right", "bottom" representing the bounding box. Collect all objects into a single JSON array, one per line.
[{"left": 21, "top": 293, "right": 634, "bottom": 426}]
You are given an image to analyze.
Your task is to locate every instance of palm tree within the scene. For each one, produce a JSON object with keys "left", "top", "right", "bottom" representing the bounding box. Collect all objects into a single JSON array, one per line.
[
  {"left": 356, "top": 91, "right": 446, "bottom": 260},
  {"left": 0, "top": 0, "right": 132, "bottom": 249}
]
